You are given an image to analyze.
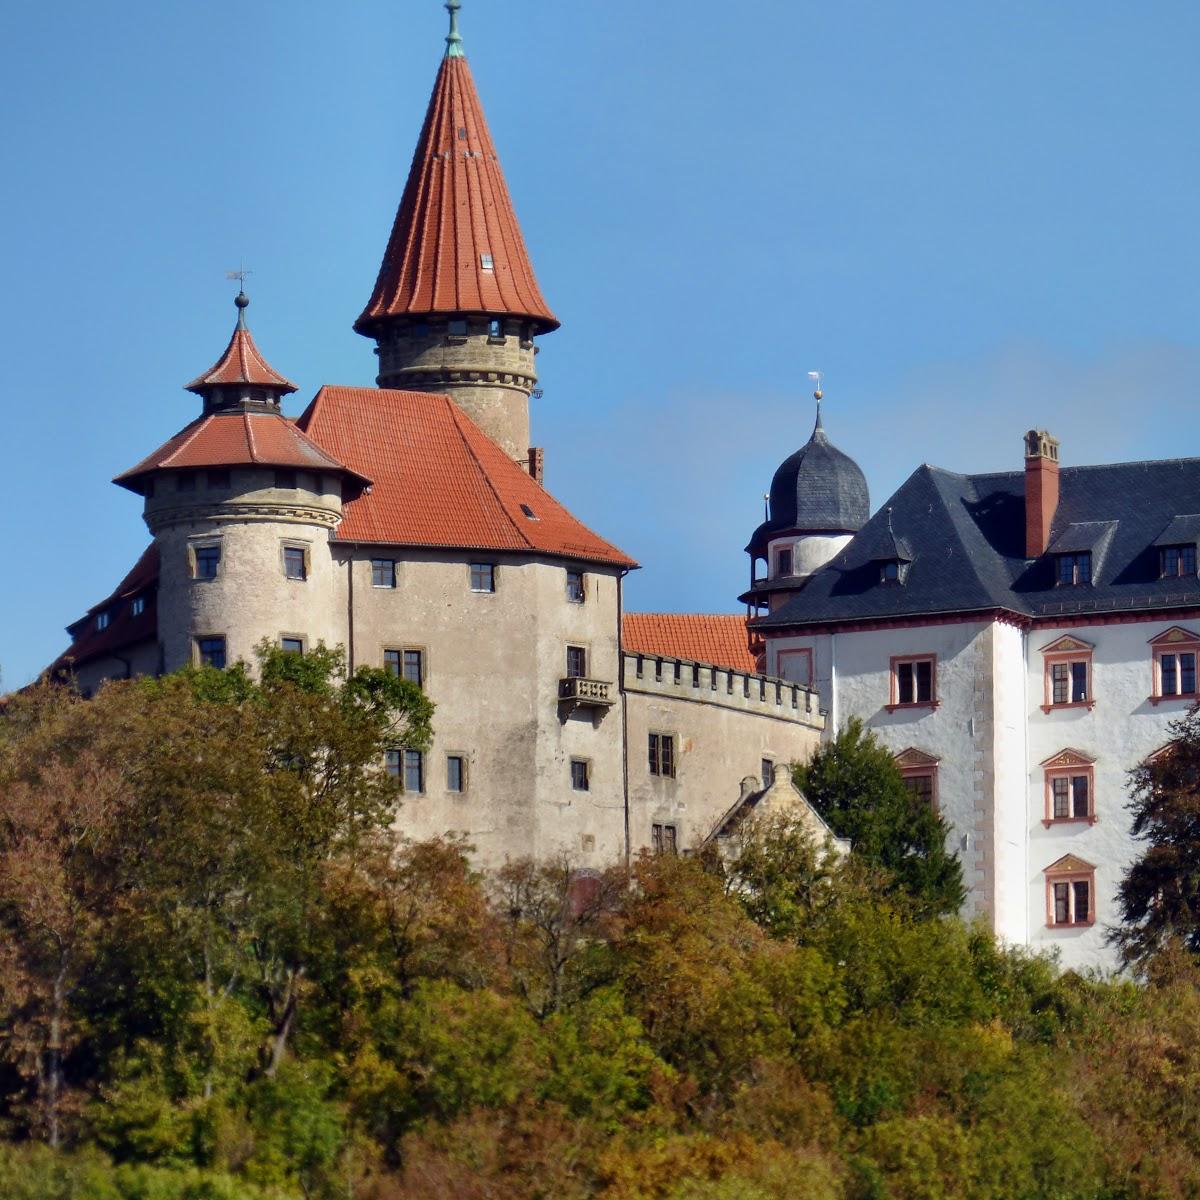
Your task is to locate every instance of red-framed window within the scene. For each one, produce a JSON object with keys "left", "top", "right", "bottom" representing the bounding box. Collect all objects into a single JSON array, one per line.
[
  {"left": 888, "top": 655, "right": 938, "bottom": 711},
  {"left": 1149, "top": 627, "right": 1200, "bottom": 705},
  {"left": 1040, "top": 749, "right": 1096, "bottom": 826},
  {"left": 894, "top": 747, "right": 940, "bottom": 813},
  {"left": 1039, "top": 636, "right": 1095, "bottom": 713},
  {"left": 1044, "top": 855, "right": 1096, "bottom": 928}
]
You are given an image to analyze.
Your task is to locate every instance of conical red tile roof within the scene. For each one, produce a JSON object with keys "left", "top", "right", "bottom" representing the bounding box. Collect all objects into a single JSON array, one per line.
[
  {"left": 354, "top": 55, "right": 558, "bottom": 336},
  {"left": 185, "top": 297, "right": 298, "bottom": 396}
]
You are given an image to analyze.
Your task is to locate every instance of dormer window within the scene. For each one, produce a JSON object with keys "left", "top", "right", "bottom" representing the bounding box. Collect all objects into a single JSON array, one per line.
[
  {"left": 131, "top": 596, "right": 146, "bottom": 617},
  {"left": 96, "top": 611, "right": 110, "bottom": 631},
  {"left": 1160, "top": 545, "right": 1197, "bottom": 578},
  {"left": 880, "top": 559, "right": 908, "bottom": 584},
  {"left": 1055, "top": 552, "right": 1091, "bottom": 586},
  {"left": 481, "top": 253, "right": 495, "bottom": 271}
]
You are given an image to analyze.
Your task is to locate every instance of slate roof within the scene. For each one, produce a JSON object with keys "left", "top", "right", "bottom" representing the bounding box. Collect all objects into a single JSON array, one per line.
[
  {"left": 755, "top": 457, "right": 1200, "bottom": 630},
  {"left": 297, "top": 387, "right": 636, "bottom": 566},
  {"left": 354, "top": 53, "right": 558, "bottom": 336},
  {"left": 622, "top": 614, "right": 760, "bottom": 672},
  {"left": 747, "top": 412, "right": 870, "bottom": 555},
  {"left": 113, "top": 412, "right": 369, "bottom": 494}
]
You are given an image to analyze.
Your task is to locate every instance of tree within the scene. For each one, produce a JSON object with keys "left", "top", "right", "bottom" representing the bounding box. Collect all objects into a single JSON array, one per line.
[
  {"left": 794, "top": 717, "right": 964, "bottom": 917},
  {"left": 1111, "top": 705, "right": 1200, "bottom": 969}
]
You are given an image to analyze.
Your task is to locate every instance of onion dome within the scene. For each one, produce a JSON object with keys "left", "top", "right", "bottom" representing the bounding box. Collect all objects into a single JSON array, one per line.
[
  {"left": 747, "top": 405, "right": 870, "bottom": 557},
  {"left": 354, "top": 2, "right": 558, "bottom": 338}
]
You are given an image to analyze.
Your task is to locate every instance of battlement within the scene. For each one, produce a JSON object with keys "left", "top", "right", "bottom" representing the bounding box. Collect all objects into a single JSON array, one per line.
[{"left": 621, "top": 652, "right": 824, "bottom": 729}]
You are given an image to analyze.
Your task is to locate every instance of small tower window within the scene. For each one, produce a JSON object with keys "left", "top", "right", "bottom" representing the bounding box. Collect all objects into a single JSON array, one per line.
[
  {"left": 95, "top": 610, "right": 110, "bottom": 631},
  {"left": 206, "top": 469, "right": 230, "bottom": 489},
  {"left": 481, "top": 253, "right": 495, "bottom": 271},
  {"left": 775, "top": 547, "right": 793, "bottom": 578},
  {"left": 274, "top": 469, "right": 297, "bottom": 490},
  {"left": 196, "top": 637, "right": 227, "bottom": 670},
  {"left": 176, "top": 472, "right": 196, "bottom": 493},
  {"left": 566, "top": 570, "right": 585, "bottom": 603},
  {"left": 193, "top": 545, "right": 221, "bottom": 580},
  {"left": 131, "top": 596, "right": 146, "bottom": 617},
  {"left": 283, "top": 546, "right": 308, "bottom": 581},
  {"left": 447, "top": 319, "right": 468, "bottom": 338},
  {"left": 489, "top": 318, "right": 504, "bottom": 339}
]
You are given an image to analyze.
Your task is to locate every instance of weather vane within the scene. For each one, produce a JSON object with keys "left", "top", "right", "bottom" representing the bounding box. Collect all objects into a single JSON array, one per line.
[
  {"left": 807, "top": 370, "right": 823, "bottom": 401},
  {"left": 225, "top": 265, "right": 252, "bottom": 290}
]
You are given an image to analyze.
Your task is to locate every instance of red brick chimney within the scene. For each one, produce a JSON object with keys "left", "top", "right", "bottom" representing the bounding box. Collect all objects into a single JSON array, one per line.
[{"left": 1024, "top": 429, "right": 1060, "bottom": 558}]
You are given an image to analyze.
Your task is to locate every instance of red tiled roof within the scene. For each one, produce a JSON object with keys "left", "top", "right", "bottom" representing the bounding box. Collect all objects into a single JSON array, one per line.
[
  {"left": 185, "top": 310, "right": 297, "bottom": 395},
  {"left": 113, "top": 412, "right": 370, "bottom": 493},
  {"left": 622, "top": 613, "right": 762, "bottom": 673},
  {"left": 297, "top": 386, "right": 635, "bottom": 567},
  {"left": 51, "top": 544, "right": 160, "bottom": 675},
  {"left": 354, "top": 55, "right": 558, "bottom": 336}
]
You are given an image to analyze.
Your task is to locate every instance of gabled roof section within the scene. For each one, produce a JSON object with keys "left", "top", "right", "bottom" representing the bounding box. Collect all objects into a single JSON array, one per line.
[
  {"left": 756, "top": 456, "right": 1200, "bottom": 631},
  {"left": 622, "top": 614, "right": 759, "bottom": 673},
  {"left": 296, "top": 387, "right": 635, "bottom": 567},
  {"left": 1147, "top": 625, "right": 1200, "bottom": 646},
  {"left": 185, "top": 295, "right": 297, "bottom": 396},
  {"left": 894, "top": 747, "right": 940, "bottom": 770},
  {"left": 1039, "top": 748, "right": 1096, "bottom": 769},
  {"left": 114, "top": 412, "right": 369, "bottom": 494},
  {"left": 354, "top": 53, "right": 558, "bottom": 336},
  {"left": 1155, "top": 514, "right": 1200, "bottom": 547},
  {"left": 50, "top": 545, "right": 159, "bottom": 676},
  {"left": 1038, "top": 634, "right": 1094, "bottom": 655},
  {"left": 1044, "top": 853, "right": 1096, "bottom": 875}
]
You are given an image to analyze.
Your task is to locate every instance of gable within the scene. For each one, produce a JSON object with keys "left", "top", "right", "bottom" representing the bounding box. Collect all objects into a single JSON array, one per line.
[
  {"left": 1039, "top": 748, "right": 1096, "bottom": 770},
  {"left": 1038, "top": 634, "right": 1094, "bottom": 656},
  {"left": 894, "top": 747, "right": 940, "bottom": 769},
  {"left": 1044, "top": 853, "right": 1096, "bottom": 875},
  {"left": 1148, "top": 626, "right": 1200, "bottom": 647}
]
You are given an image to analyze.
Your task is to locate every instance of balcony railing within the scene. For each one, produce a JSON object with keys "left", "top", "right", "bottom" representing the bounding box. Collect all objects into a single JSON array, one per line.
[{"left": 558, "top": 676, "right": 614, "bottom": 708}]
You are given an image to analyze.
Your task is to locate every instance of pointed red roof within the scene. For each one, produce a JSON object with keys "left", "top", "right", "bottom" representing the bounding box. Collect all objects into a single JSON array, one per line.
[
  {"left": 113, "top": 411, "right": 369, "bottom": 493},
  {"left": 354, "top": 55, "right": 558, "bottom": 336},
  {"left": 297, "top": 387, "right": 633, "bottom": 567},
  {"left": 185, "top": 297, "right": 298, "bottom": 396}
]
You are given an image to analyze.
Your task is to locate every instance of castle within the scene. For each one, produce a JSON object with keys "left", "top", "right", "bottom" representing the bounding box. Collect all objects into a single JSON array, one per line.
[
  {"left": 52, "top": 3, "right": 830, "bottom": 871},
  {"left": 52, "top": 5, "right": 1200, "bottom": 972}
]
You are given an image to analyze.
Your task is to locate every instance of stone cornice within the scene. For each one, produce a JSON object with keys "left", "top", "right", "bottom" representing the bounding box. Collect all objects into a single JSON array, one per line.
[{"left": 146, "top": 501, "right": 342, "bottom": 535}]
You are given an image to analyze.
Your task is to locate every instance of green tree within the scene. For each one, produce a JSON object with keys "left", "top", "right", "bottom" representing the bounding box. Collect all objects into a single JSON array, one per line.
[
  {"left": 1112, "top": 705, "right": 1200, "bottom": 969},
  {"left": 794, "top": 718, "right": 964, "bottom": 916}
]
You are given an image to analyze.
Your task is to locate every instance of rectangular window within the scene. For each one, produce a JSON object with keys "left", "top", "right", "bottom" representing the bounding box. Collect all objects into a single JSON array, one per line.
[
  {"left": 894, "top": 657, "right": 934, "bottom": 705},
  {"left": 403, "top": 649, "right": 424, "bottom": 686},
  {"left": 1052, "top": 776, "right": 1070, "bottom": 819},
  {"left": 1160, "top": 546, "right": 1197, "bottom": 578},
  {"left": 1073, "top": 880, "right": 1090, "bottom": 924},
  {"left": 1053, "top": 881, "right": 1070, "bottom": 925},
  {"left": 274, "top": 469, "right": 297, "bottom": 489},
  {"left": 131, "top": 596, "right": 145, "bottom": 617},
  {"left": 470, "top": 563, "right": 496, "bottom": 593},
  {"left": 194, "top": 545, "right": 221, "bottom": 579},
  {"left": 371, "top": 559, "right": 396, "bottom": 588},
  {"left": 1050, "top": 660, "right": 1089, "bottom": 705},
  {"left": 197, "top": 637, "right": 226, "bottom": 670},
  {"left": 652, "top": 823, "right": 678, "bottom": 856},
  {"left": 761, "top": 759, "right": 775, "bottom": 788},
  {"left": 1071, "top": 661, "right": 1088, "bottom": 702},
  {"left": 1072, "top": 774, "right": 1089, "bottom": 819},
  {"left": 447, "top": 755, "right": 465, "bottom": 794},
  {"left": 481, "top": 253, "right": 495, "bottom": 271},
  {"left": 776, "top": 547, "right": 793, "bottom": 577},
  {"left": 448, "top": 319, "right": 468, "bottom": 337},
  {"left": 566, "top": 645, "right": 587, "bottom": 679},
  {"left": 403, "top": 750, "right": 424, "bottom": 794},
  {"left": 384, "top": 649, "right": 400, "bottom": 677},
  {"left": 1161, "top": 652, "right": 1198, "bottom": 697},
  {"left": 96, "top": 611, "right": 110, "bottom": 631},
  {"left": 283, "top": 547, "right": 307, "bottom": 581},
  {"left": 1056, "top": 553, "right": 1091, "bottom": 586},
  {"left": 566, "top": 570, "right": 585, "bottom": 603},
  {"left": 649, "top": 733, "right": 676, "bottom": 778},
  {"left": 488, "top": 319, "right": 503, "bottom": 338},
  {"left": 206, "top": 469, "right": 230, "bottom": 489},
  {"left": 903, "top": 773, "right": 935, "bottom": 808},
  {"left": 385, "top": 750, "right": 401, "bottom": 779},
  {"left": 570, "top": 759, "right": 589, "bottom": 791},
  {"left": 280, "top": 638, "right": 304, "bottom": 655}
]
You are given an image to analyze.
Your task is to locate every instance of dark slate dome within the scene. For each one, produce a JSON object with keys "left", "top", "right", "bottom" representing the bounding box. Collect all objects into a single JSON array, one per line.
[{"left": 747, "top": 410, "right": 870, "bottom": 555}]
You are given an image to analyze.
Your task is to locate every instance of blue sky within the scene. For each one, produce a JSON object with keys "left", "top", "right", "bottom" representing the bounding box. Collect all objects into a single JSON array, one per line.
[{"left": 2, "top": 1, "right": 1199, "bottom": 686}]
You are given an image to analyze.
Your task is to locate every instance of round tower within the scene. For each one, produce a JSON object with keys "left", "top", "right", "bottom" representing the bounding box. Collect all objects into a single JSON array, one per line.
[
  {"left": 742, "top": 394, "right": 870, "bottom": 613},
  {"left": 115, "top": 293, "right": 368, "bottom": 673},
  {"left": 353, "top": 1, "right": 558, "bottom": 465}
]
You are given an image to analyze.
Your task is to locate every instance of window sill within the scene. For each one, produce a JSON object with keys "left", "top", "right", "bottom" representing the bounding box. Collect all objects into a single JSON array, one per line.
[
  {"left": 1041, "top": 816, "right": 1098, "bottom": 828},
  {"left": 1046, "top": 919, "right": 1096, "bottom": 929},
  {"left": 885, "top": 701, "right": 940, "bottom": 713},
  {"left": 1039, "top": 701, "right": 1095, "bottom": 714},
  {"left": 1149, "top": 693, "right": 1200, "bottom": 706}
]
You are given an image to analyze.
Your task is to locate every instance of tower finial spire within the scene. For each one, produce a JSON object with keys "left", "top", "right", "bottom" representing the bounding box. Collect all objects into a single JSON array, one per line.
[
  {"left": 445, "top": 0, "right": 464, "bottom": 57},
  {"left": 226, "top": 266, "right": 253, "bottom": 330},
  {"left": 807, "top": 370, "right": 824, "bottom": 436}
]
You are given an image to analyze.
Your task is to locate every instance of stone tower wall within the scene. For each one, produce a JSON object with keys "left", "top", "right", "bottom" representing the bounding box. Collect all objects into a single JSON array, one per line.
[
  {"left": 373, "top": 316, "right": 538, "bottom": 462},
  {"left": 145, "top": 468, "right": 348, "bottom": 673}
]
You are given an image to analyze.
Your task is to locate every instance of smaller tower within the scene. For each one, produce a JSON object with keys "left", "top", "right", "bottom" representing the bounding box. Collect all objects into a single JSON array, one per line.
[
  {"left": 742, "top": 391, "right": 870, "bottom": 614},
  {"left": 115, "top": 293, "right": 368, "bottom": 672},
  {"left": 354, "top": 1, "right": 558, "bottom": 464}
]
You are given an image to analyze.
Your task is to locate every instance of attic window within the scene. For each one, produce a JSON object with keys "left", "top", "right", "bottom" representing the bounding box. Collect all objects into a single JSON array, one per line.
[
  {"left": 131, "top": 596, "right": 146, "bottom": 617},
  {"left": 481, "top": 253, "right": 495, "bottom": 271},
  {"left": 520, "top": 503, "right": 538, "bottom": 520},
  {"left": 1055, "top": 552, "right": 1091, "bottom": 586},
  {"left": 880, "top": 560, "right": 907, "bottom": 584},
  {"left": 458, "top": 127, "right": 467, "bottom": 140},
  {"left": 1160, "top": 545, "right": 1197, "bottom": 578},
  {"left": 96, "top": 611, "right": 110, "bottom": 631}
]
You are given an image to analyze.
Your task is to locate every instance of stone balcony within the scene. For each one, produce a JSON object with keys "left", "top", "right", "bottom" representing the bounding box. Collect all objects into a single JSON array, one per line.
[{"left": 558, "top": 676, "right": 615, "bottom": 711}]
